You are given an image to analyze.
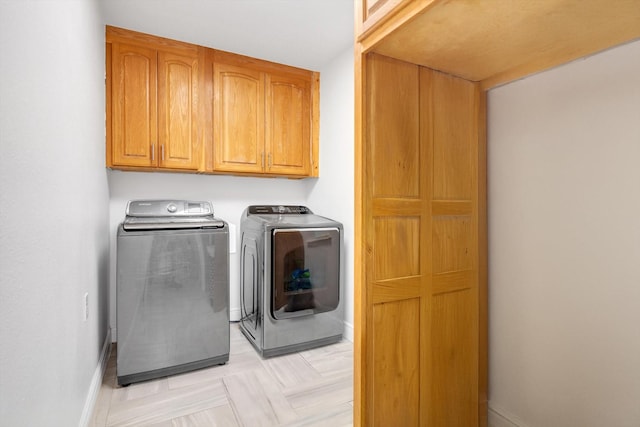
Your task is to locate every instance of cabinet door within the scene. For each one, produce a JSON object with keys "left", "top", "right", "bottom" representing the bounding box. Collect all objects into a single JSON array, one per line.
[
  {"left": 111, "top": 43, "right": 157, "bottom": 167},
  {"left": 157, "top": 51, "right": 200, "bottom": 170},
  {"left": 213, "top": 62, "right": 265, "bottom": 174},
  {"left": 265, "top": 73, "right": 311, "bottom": 176}
]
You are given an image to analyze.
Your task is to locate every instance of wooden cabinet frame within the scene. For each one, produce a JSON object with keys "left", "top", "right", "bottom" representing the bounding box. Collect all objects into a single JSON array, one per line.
[
  {"left": 205, "top": 49, "right": 319, "bottom": 178},
  {"left": 354, "top": 1, "right": 640, "bottom": 426},
  {"left": 106, "top": 26, "right": 202, "bottom": 172}
]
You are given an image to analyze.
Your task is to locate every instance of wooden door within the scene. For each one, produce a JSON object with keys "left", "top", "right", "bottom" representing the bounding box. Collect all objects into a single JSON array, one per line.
[
  {"left": 265, "top": 73, "right": 311, "bottom": 176},
  {"left": 423, "top": 64, "right": 486, "bottom": 427},
  {"left": 110, "top": 42, "right": 157, "bottom": 167},
  {"left": 157, "top": 51, "right": 200, "bottom": 170},
  {"left": 212, "top": 62, "right": 265, "bottom": 174},
  {"left": 355, "top": 53, "right": 486, "bottom": 426}
]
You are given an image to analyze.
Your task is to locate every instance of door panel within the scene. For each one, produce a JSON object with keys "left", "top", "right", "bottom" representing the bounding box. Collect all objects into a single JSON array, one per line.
[
  {"left": 432, "top": 73, "right": 475, "bottom": 200},
  {"left": 364, "top": 54, "right": 426, "bottom": 424},
  {"left": 369, "top": 57, "right": 419, "bottom": 199},
  {"left": 430, "top": 289, "right": 476, "bottom": 427},
  {"left": 426, "top": 70, "right": 481, "bottom": 427},
  {"left": 111, "top": 43, "right": 157, "bottom": 167},
  {"left": 213, "top": 63, "right": 265, "bottom": 173},
  {"left": 432, "top": 215, "right": 473, "bottom": 274},
  {"left": 266, "top": 74, "right": 311, "bottom": 175},
  {"left": 373, "top": 216, "right": 420, "bottom": 280},
  {"left": 157, "top": 51, "right": 199, "bottom": 170},
  {"left": 371, "top": 297, "right": 420, "bottom": 426}
]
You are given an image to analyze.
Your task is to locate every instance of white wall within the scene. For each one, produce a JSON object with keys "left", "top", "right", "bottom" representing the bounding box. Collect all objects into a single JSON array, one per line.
[
  {"left": 488, "top": 40, "right": 640, "bottom": 427},
  {"left": 0, "top": 1, "right": 111, "bottom": 426},
  {"left": 100, "top": 0, "right": 352, "bottom": 72},
  {"left": 306, "top": 46, "right": 355, "bottom": 340},
  {"left": 107, "top": 45, "right": 356, "bottom": 341}
]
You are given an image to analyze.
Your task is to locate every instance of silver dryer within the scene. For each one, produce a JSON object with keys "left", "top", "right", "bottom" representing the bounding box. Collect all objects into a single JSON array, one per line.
[{"left": 239, "top": 205, "right": 344, "bottom": 357}]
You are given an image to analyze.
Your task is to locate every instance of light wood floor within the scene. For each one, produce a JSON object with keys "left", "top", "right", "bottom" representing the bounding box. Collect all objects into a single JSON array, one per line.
[{"left": 89, "top": 322, "right": 353, "bottom": 427}]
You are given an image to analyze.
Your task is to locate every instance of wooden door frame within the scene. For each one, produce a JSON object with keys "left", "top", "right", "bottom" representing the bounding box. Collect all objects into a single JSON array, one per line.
[{"left": 353, "top": 45, "right": 488, "bottom": 427}]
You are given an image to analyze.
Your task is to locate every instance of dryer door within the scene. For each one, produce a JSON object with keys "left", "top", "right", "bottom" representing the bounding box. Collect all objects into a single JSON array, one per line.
[{"left": 271, "top": 227, "right": 340, "bottom": 319}]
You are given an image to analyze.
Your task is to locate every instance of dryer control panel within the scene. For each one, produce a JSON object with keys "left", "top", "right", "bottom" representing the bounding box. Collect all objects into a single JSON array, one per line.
[{"left": 248, "top": 205, "right": 312, "bottom": 215}]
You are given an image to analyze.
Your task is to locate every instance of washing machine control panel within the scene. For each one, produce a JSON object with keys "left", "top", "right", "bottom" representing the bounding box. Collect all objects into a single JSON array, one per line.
[
  {"left": 248, "top": 205, "right": 312, "bottom": 215},
  {"left": 126, "top": 200, "right": 213, "bottom": 217}
]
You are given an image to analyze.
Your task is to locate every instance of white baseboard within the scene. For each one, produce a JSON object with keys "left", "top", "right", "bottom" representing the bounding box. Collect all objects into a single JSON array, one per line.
[
  {"left": 488, "top": 404, "right": 528, "bottom": 427},
  {"left": 230, "top": 307, "right": 241, "bottom": 322},
  {"left": 79, "top": 328, "right": 112, "bottom": 427},
  {"left": 343, "top": 321, "right": 354, "bottom": 342}
]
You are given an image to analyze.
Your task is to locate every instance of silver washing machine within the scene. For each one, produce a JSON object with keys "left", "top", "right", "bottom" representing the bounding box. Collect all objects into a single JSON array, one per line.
[
  {"left": 240, "top": 205, "right": 344, "bottom": 357},
  {"left": 116, "top": 200, "right": 229, "bottom": 385}
]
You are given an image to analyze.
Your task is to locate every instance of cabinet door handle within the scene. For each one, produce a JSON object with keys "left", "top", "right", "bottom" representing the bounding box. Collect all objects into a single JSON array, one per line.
[
  {"left": 161, "top": 144, "right": 165, "bottom": 161},
  {"left": 151, "top": 144, "right": 155, "bottom": 161}
]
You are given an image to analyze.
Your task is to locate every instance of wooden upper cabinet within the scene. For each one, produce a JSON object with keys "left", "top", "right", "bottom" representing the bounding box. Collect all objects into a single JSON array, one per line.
[
  {"left": 107, "top": 26, "right": 202, "bottom": 172},
  {"left": 110, "top": 42, "right": 158, "bottom": 168},
  {"left": 107, "top": 26, "right": 319, "bottom": 177},
  {"left": 212, "top": 61, "right": 265, "bottom": 174},
  {"left": 208, "top": 50, "right": 317, "bottom": 178},
  {"left": 156, "top": 51, "right": 200, "bottom": 170},
  {"left": 265, "top": 73, "right": 311, "bottom": 176}
]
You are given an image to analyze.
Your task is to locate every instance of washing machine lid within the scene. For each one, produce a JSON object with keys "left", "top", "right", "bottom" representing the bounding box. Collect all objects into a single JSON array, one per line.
[{"left": 123, "top": 200, "right": 225, "bottom": 230}]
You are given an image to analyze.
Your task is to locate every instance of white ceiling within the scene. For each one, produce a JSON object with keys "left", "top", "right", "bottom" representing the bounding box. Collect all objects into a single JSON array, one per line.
[{"left": 102, "top": 0, "right": 355, "bottom": 70}]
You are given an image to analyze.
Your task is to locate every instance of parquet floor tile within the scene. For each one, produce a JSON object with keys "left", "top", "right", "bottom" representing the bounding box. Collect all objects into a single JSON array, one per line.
[{"left": 89, "top": 322, "right": 353, "bottom": 427}]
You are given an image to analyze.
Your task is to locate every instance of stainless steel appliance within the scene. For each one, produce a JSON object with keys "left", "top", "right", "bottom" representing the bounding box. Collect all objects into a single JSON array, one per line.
[
  {"left": 240, "top": 205, "right": 343, "bottom": 357},
  {"left": 116, "top": 200, "right": 229, "bottom": 385}
]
